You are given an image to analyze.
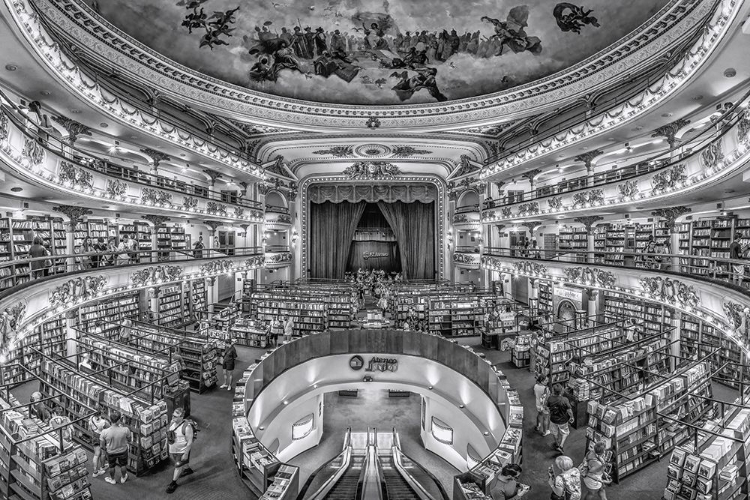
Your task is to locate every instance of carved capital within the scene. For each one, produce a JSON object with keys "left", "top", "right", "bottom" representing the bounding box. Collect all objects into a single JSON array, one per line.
[
  {"left": 652, "top": 118, "right": 691, "bottom": 148},
  {"left": 202, "top": 168, "right": 223, "bottom": 185},
  {"left": 203, "top": 220, "right": 223, "bottom": 232},
  {"left": 651, "top": 206, "right": 692, "bottom": 232},
  {"left": 573, "top": 216, "right": 603, "bottom": 232},
  {"left": 140, "top": 147, "right": 171, "bottom": 167},
  {"left": 52, "top": 115, "right": 92, "bottom": 144},
  {"left": 574, "top": 149, "right": 605, "bottom": 169},
  {"left": 52, "top": 205, "right": 92, "bottom": 225},
  {"left": 521, "top": 169, "right": 543, "bottom": 183},
  {"left": 143, "top": 214, "right": 171, "bottom": 226}
]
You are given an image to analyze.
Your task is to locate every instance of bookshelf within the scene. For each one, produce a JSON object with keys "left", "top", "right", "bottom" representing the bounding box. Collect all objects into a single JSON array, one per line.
[
  {"left": 585, "top": 361, "right": 713, "bottom": 484},
  {"left": 191, "top": 279, "right": 207, "bottom": 320},
  {"left": 180, "top": 337, "right": 219, "bottom": 393},
  {"left": 604, "top": 224, "right": 626, "bottom": 267},
  {"left": 538, "top": 282, "right": 552, "bottom": 316},
  {"left": 118, "top": 221, "right": 152, "bottom": 258},
  {"left": 78, "top": 292, "right": 140, "bottom": 337},
  {"left": 557, "top": 225, "right": 588, "bottom": 262},
  {"left": 254, "top": 294, "right": 327, "bottom": 337},
  {"left": 230, "top": 318, "right": 269, "bottom": 348},
  {"left": 0, "top": 393, "right": 94, "bottom": 500},
  {"left": 602, "top": 291, "right": 671, "bottom": 338},
  {"left": 157, "top": 285, "right": 187, "bottom": 328},
  {"left": 156, "top": 224, "right": 187, "bottom": 260},
  {"left": 593, "top": 224, "right": 607, "bottom": 264},
  {"left": 38, "top": 359, "right": 169, "bottom": 475},
  {"left": 0, "top": 216, "right": 69, "bottom": 291}
]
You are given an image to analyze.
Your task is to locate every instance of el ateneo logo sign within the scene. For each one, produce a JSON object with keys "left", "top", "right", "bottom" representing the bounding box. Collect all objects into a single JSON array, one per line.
[
  {"left": 363, "top": 252, "right": 389, "bottom": 260},
  {"left": 349, "top": 355, "right": 398, "bottom": 372}
]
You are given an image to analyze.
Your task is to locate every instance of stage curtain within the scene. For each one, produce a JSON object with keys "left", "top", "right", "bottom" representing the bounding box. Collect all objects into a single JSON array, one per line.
[
  {"left": 346, "top": 241, "right": 401, "bottom": 273},
  {"left": 309, "top": 201, "right": 366, "bottom": 279},
  {"left": 377, "top": 201, "right": 435, "bottom": 280}
]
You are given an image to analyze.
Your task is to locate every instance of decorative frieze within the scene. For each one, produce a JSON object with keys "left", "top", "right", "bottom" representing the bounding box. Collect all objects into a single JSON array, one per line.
[
  {"left": 200, "top": 260, "right": 234, "bottom": 275},
  {"left": 52, "top": 115, "right": 92, "bottom": 144},
  {"left": 206, "top": 202, "right": 228, "bottom": 216},
  {"left": 571, "top": 189, "right": 604, "bottom": 208},
  {"left": 513, "top": 261, "right": 548, "bottom": 276},
  {"left": 312, "top": 146, "right": 354, "bottom": 157},
  {"left": 143, "top": 214, "right": 170, "bottom": 226},
  {"left": 49, "top": 276, "right": 107, "bottom": 309},
  {"left": 391, "top": 146, "right": 432, "bottom": 158},
  {"left": 59, "top": 161, "right": 94, "bottom": 190},
  {"left": 22, "top": 137, "right": 45, "bottom": 166},
  {"left": 52, "top": 205, "right": 92, "bottom": 225},
  {"left": 343, "top": 161, "right": 399, "bottom": 180},
  {"left": 547, "top": 197, "right": 563, "bottom": 210},
  {"left": 640, "top": 276, "right": 700, "bottom": 309},
  {"left": 105, "top": 179, "right": 128, "bottom": 198},
  {"left": 141, "top": 187, "right": 173, "bottom": 205},
  {"left": 618, "top": 180, "right": 639, "bottom": 200},
  {"left": 131, "top": 265, "right": 183, "bottom": 287},
  {"left": 651, "top": 206, "right": 692, "bottom": 232},
  {"left": 563, "top": 267, "right": 615, "bottom": 288},
  {"left": 573, "top": 216, "right": 603, "bottom": 232},
  {"left": 183, "top": 196, "right": 198, "bottom": 211}
]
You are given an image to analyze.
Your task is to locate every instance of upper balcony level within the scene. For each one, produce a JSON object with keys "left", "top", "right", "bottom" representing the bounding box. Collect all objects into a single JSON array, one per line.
[
  {"left": 481, "top": 100, "right": 750, "bottom": 223},
  {"left": 0, "top": 96, "right": 265, "bottom": 223}
]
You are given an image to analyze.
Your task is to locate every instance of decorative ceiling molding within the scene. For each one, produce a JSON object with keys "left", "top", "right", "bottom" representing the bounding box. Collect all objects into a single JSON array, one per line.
[
  {"left": 28, "top": 0, "right": 710, "bottom": 130},
  {"left": 312, "top": 146, "right": 354, "bottom": 158},
  {"left": 391, "top": 146, "right": 433, "bottom": 158},
  {"left": 342, "top": 162, "right": 400, "bottom": 181}
]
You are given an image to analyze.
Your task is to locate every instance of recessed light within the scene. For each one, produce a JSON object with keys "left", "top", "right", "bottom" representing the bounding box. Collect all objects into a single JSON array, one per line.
[
  {"left": 70, "top": 109, "right": 82, "bottom": 114},
  {"left": 5, "top": 64, "right": 18, "bottom": 71},
  {"left": 130, "top": 135, "right": 138, "bottom": 140},
  {"left": 180, "top": 153, "right": 186, "bottom": 157},
  {"left": 661, "top": 113, "right": 673, "bottom": 118},
  {"left": 102, "top": 205, "right": 111, "bottom": 209},
  {"left": 724, "top": 68, "right": 737, "bottom": 78},
  {"left": 632, "top": 126, "right": 644, "bottom": 131},
  {"left": 692, "top": 95, "right": 704, "bottom": 101},
  {"left": 100, "top": 123, "right": 108, "bottom": 128},
  {"left": 40, "top": 90, "right": 51, "bottom": 96},
  {"left": 10, "top": 187, "right": 22, "bottom": 192}
]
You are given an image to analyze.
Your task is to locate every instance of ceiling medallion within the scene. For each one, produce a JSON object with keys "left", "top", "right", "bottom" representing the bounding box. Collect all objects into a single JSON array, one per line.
[
  {"left": 355, "top": 145, "right": 392, "bottom": 158},
  {"left": 343, "top": 162, "right": 400, "bottom": 181}
]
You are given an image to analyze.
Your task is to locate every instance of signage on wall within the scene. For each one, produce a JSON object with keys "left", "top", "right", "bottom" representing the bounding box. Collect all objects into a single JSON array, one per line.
[
  {"left": 349, "top": 355, "right": 365, "bottom": 371},
  {"left": 363, "top": 252, "right": 389, "bottom": 260},
  {"left": 349, "top": 355, "right": 398, "bottom": 372},
  {"left": 553, "top": 287, "right": 583, "bottom": 302}
]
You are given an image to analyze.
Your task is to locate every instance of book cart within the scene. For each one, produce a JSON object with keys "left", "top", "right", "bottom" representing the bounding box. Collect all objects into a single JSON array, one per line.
[{"left": 0, "top": 366, "right": 95, "bottom": 500}]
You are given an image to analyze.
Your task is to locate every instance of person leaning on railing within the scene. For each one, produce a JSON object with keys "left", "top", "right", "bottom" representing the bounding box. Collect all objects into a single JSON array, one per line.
[{"left": 28, "top": 236, "right": 51, "bottom": 278}]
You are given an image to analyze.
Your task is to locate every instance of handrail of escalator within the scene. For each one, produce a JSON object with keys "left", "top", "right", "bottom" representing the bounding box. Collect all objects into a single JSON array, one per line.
[
  {"left": 305, "top": 428, "right": 353, "bottom": 500},
  {"left": 360, "top": 444, "right": 385, "bottom": 500},
  {"left": 391, "top": 448, "right": 437, "bottom": 500}
]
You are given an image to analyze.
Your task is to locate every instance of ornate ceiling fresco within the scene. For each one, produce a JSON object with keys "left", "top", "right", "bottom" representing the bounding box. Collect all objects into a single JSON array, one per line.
[{"left": 94, "top": 0, "right": 669, "bottom": 106}]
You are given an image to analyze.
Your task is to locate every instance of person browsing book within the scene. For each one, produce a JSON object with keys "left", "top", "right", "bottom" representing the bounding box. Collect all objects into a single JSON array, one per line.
[
  {"left": 220, "top": 340, "right": 238, "bottom": 391},
  {"left": 99, "top": 410, "right": 131, "bottom": 485}
]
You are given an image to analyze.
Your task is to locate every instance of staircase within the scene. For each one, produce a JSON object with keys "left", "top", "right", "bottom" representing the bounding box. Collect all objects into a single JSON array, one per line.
[{"left": 381, "top": 455, "right": 420, "bottom": 500}]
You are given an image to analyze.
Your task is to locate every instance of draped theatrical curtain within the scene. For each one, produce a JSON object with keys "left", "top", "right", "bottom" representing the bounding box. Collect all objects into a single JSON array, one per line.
[
  {"left": 377, "top": 201, "right": 435, "bottom": 280},
  {"left": 309, "top": 201, "right": 367, "bottom": 279}
]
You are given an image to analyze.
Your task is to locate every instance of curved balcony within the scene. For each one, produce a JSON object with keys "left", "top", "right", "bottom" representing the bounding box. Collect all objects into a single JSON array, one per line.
[
  {"left": 264, "top": 245, "right": 293, "bottom": 269},
  {"left": 237, "top": 329, "right": 521, "bottom": 497},
  {"left": 4, "top": 0, "right": 266, "bottom": 180},
  {"left": 0, "top": 246, "right": 263, "bottom": 363},
  {"left": 264, "top": 205, "right": 292, "bottom": 230},
  {"left": 452, "top": 205, "right": 481, "bottom": 230},
  {"left": 482, "top": 105, "right": 750, "bottom": 222},
  {"left": 481, "top": 247, "right": 750, "bottom": 351},
  {"left": 453, "top": 247, "right": 481, "bottom": 270},
  {"left": 480, "top": 0, "right": 742, "bottom": 180},
  {"left": 0, "top": 100, "right": 264, "bottom": 223}
]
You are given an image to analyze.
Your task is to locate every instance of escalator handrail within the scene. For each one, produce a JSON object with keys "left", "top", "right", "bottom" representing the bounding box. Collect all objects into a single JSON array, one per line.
[
  {"left": 306, "top": 446, "right": 353, "bottom": 500},
  {"left": 360, "top": 444, "right": 385, "bottom": 500},
  {"left": 391, "top": 447, "right": 437, "bottom": 500}
]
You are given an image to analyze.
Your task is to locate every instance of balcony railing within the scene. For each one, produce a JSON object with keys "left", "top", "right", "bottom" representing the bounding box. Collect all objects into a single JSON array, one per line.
[
  {"left": 264, "top": 205, "right": 290, "bottom": 215},
  {"left": 0, "top": 246, "right": 263, "bottom": 300},
  {"left": 454, "top": 204, "right": 480, "bottom": 215},
  {"left": 481, "top": 99, "right": 750, "bottom": 221},
  {"left": 481, "top": 4, "right": 726, "bottom": 168},
  {"left": 0, "top": 93, "right": 263, "bottom": 213},
  {"left": 482, "top": 92, "right": 750, "bottom": 209},
  {"left": 482, "top": 247, "right": 750, "bottom": 291}
]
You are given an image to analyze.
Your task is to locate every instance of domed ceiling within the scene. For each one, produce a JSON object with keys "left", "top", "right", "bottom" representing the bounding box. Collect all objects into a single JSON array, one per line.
[{"left": 95, "top": 0, "right": 669, "bottom": 106}]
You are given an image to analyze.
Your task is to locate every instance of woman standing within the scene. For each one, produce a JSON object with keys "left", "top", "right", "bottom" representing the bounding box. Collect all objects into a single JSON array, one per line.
[
  {"left": 28, "top": 236, "right": 50, "bottom": 278},
  {"left": 80, "top": 237, "right": 94, "bottom": 269},
  {"left": 534, "top": 375, "right": 550, "bottom": 436},
  {"left": 89, "top": 405, "right": 110, "bottom": 477},
  {"left": 548, "top": 455, "right": 581, "bottom": 500},
  {"left": 220, "top": 340, "right": 238, "bottom": 391},
  {"left": 583, "top": 442, "right": 610, "bottom": 500}
]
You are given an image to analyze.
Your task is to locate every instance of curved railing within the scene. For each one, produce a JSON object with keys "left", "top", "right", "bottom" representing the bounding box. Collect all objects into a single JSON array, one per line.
[
  {"left": 483, "top": 89, "right": 750, "bottom": 209},
  {"left": 481, "top": 247, "right": 750, "bottom": 353},
  {"left": 3, "top": 0, "right": 265, "bottom": 179},
  {"left": 237, "top": 329, "right": 522, "bottom": 499},
  {"left": 0, "top": 99, "right": 264, "bottom": 222},
  {"left": 481, "top": 103, "right": 750, "bottom": 222},
  {"left": 481, "top": 0, "right": 741, "bottom": 179}
]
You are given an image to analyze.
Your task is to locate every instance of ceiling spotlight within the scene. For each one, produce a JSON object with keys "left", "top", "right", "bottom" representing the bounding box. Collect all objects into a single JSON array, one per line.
[
  {"left": 625, "top": 142, "right": 632, "bottom": 153},
  {"left": 556, "top": 164, "right": 561, "bottom": 172},
  {"left": 5, "top": 64, "right": 18, "bottom": 71}
]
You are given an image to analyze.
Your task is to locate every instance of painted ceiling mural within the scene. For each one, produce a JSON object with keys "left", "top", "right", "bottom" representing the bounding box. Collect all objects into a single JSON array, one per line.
[{"left": 96, "top": 0, "right": 670, "bottom": 106}]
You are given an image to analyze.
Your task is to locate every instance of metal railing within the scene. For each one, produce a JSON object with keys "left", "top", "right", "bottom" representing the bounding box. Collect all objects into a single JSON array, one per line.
[
  {"left": 483, "top": 247, "right": 750, "bottom": 289},
  {"left": 0, "top": 246, "right": 263, "bottom": 299},
  {"left": 454, "top": 204, "right": 480, "bottom": 214},
  {"left": 0, "top": 92, "right": 263, "bottom": 211},
  {"left": 482, "top": 88, "right": 750, "bottom": 209}
]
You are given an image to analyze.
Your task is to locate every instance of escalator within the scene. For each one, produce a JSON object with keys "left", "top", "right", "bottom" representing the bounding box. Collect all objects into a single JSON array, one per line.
[
  {"left": 380, "top": 455, "right": 418, "bottom": 499},
  {"left": 324, "top": 454, "right": 365, "bottom": 500}
]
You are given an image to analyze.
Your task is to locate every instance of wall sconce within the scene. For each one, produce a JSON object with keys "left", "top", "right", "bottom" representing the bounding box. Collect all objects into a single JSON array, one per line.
[{"left": 291, "top": 229, "right": 299, "bottom": 244}]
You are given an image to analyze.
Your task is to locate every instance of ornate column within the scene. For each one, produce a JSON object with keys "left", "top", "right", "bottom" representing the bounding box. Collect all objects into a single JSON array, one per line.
[
  {"left": 65, "top": 309, "right": 78, "bottom": 358},
  {"left": 140, "top": 148, "right": 171, "bottom": 177},
  {"left": 652, "top": 118, "right": 691, "bottom": 158},
  {"left": 143, "top": 215, "right": 170, "bottom": 261},
  {"left": 574, "top": 149, "right": 604, "bottom": 187},
  {"left": 52, "top": 115, "right": 92, "bottom": 159},
  {"left": 203, "top": 220, "right": 223, "bottom": 252},
  {"left": 521, "top": 169, "right": 542, "bottom": 197},
  {"left": 53, "top": 205, "right": 92, "bottom": 270},
  {"left": 585, "top": 288, "right": 599, "bottom": 327},
  {"left": 203, "top": 168, "right": 223, "bottom": 200},
  {"left": 206, "top": 276, "right": 217, "bottom": 316},
  {"left": 652, "top": 206, "right": 692, "bottom": 271},
  {"left": 574, "top": 216, "right": 603, "bottom": 264}
]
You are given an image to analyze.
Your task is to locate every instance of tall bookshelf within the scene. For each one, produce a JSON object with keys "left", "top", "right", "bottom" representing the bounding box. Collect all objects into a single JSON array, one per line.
[
  {"left": 604, "top": 224, "right": 626, "bottom": 267},
  {"left": 78, "top": 292, "right": 140, "bottom": 336},
  {"left": 118, "top": 221, "right": 152, "bottom": 257},
  {"left": 602, "top": 291, "right": 671, "bottom": 338},
  {"left": 593, "top": 224, "right": 607, "bottom": 264},
  {"left": 254, "top": 294, "right": 327, "bottom": 336},
  {"left": 39, "top": 359, "right": 169, "bottom": 475},
  {"left": 428, "top": 297, "right": 485, "bottom": 337},
  {"left": 0, "top": 216, "right": 67, "bottom": 291},
  {"left": 158, "top": 284, "right": 187, "bottom": 328},
  {"left": 538, "top": 282, "right": 552, "bottom": 316},
  {"left": 585, "top": 361, "right": 713, "bottom": 484},
  {"left": 0, "top": 317, "right": 65, "bottom": 385},
  {"left": 191, "top": 279, "right": 207, "bottom": 320},
  {"left": 157, "top": 224, "right": 187, "bottom": 260},
  {"left": 557, "top": 225, "right": 588, "bottom": 261}
]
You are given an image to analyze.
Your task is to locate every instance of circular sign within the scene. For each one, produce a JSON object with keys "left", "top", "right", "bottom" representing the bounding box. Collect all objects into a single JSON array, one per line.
[{"left": 349, "top": 355, "right": 364, "bottom": 371}]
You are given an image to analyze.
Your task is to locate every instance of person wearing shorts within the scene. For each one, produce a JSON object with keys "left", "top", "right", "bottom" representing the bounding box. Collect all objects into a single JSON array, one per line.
[
  {"left": 166, "top": 408, "right": 195, "bottom": 494},
  {"left": 90, "top": 406, "right": 110, "bottom": 477},
  {"left": 99, "top": 410, "right": 131, "bottom": 485},
  {"left": 583, "top": 442, "right": 610, "bottom": 500},
  {"left": 533, "top": 375, "right": 550, "bottom": 436},
  {"left": 546, "top": 383, "right": 574, "bottom": 454}
]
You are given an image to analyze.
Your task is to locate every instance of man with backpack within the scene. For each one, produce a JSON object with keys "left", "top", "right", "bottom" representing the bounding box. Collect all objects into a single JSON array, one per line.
[
  {"left": 166, "top": 408, "right": 196, "bottom": 494},
  {"left": 546, "top": 383, "right": 574, "bottom": 454}
]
